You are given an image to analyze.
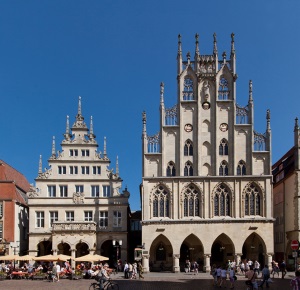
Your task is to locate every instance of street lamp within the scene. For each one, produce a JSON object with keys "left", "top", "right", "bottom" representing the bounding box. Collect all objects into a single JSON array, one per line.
[
  {"left": 112, "top": 239, "right": 122, "bottom": 272},
  {"left": 10, "top": 241, "right": 19, "bottom": 269}
]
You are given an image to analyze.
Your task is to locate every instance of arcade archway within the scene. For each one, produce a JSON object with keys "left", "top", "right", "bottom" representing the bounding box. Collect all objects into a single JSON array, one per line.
[
  {"left": 37, "top": 240, "right": 52, "bottom": 256},
  {"left": 242, "top": 233, "right": 266, "bottom": 267},
  {"left": 211, "top": 234, "right": 235, "bottom": 266}
]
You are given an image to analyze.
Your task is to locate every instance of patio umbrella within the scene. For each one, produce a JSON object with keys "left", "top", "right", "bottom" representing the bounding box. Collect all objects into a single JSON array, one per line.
[
  {"left": 0, "top": 254, "right": 19, "bottom": 261},
  {"left": 74, "top": 254, "right": 109, "bottom": 262},
  {"left": 18, "top": 254, "right": 35, "bottom": 261},
  {"left": 54, "top": 254, "right": 72, "bottom": 261},
  {"left": 33, "top": 254, "right": 58, "bottom": 261}
]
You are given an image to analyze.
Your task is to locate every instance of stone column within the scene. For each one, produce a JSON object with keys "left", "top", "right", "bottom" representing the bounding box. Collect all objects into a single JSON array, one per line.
[
  {"left": 235, "top": 253, "right": 242, "bottom": 266},
  {"left": 142, "top": 254, "right": 150, "bottom": 273},
  {"left": 173, "top": 254, "right": 180, "bottom": 273},
  {"left": 71, "top": 249, "right": 76, "bottom": 269},
  {"left": 267, "top": 253, "right": 273, "bottom": 269},
  {"left": 204, "top": 254, "right": 211, "bottom": 273},
  {"left": 53, "top": 249, "right": 57, "bottom": 255}
]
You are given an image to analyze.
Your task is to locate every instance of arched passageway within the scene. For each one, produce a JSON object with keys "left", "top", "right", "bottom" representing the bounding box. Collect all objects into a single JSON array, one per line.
[
  {"left": 57, "top": 242, "right": 71, "bottom": 255},
  {"left": 37, "top": 240, "right": 52, "bottom": 256},
  {"left": 242, "top": 233, "right": 266, "bottom": 267},
  {"left": 76, "top": 242, "right": 89, "bottom": 258},
  {"left": 211, "top": 234, "right": 235, "bottom": 266}
]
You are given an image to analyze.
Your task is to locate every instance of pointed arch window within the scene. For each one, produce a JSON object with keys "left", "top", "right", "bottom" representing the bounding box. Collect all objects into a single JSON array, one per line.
[
  {"left": 184, "top": 140, "right": 193, "bottom": 156},
  {"left": 244, "top": 183, "right": 261, "bottom": 216},
  {"left": 184, "top": 161, "right": 193, "bottom": 176},
  {"left": 152, "top": 185, "right": 170, "bottom": 218},
  {"left": 214, "top": 184, "right": 230, "bottom": 216},
  {"left": 166, "top": 161, "right": 176, "bottom": 177},
  {"left": 219, "top": 138, "right": 228, "bottom": 155},
  {"left": 183, "top": 77, "right": 194, "bottom": 100},
  {"left": 183, "top": 184, "right": 200, "bottom": 217},
  {"left": 218, "top": 76, "right": 229, "bottom": 100},
  {"left": 219, "top": 161, "right": 228, "bottom": 176},
  {"left": 237, "top": 160, "right": 246, "bottom": 175}
]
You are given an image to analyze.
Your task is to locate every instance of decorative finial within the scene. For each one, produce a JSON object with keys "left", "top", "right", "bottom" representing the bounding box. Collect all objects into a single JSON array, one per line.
[
  {"left": 266, "top": 109, "right": 271, "bottom": 131},
  {"left": 178, "top": 34, "right": 182, "bottom": 54},
  {"left": 142, "top": 111, "right": 147, "bottom": 134},
  {"left": 90, "top": 116, "right": 94, "bottom": 135},
  {"left": 222, "top": 51, "right": 227, "bottom": 64},
  {"left": 51, "top": 136, "right": 56, "bottom": 157},
  {"left": 64, "top": 115, "right": 71, "bottom": 140},
  {"left": 160, "top": 82, "right": 164, "bottom": 103},
  {"left": 39, "top": 155, "right": 42, "bottom": 174},
  {"left": 249, "top": 80, "right": 253, "bottom": 102},
  {"left": 195, "top": 33, "right": 199, "bottom": 55},
  {"left": 295, "top": 117, "right": 299, "bottom": 130},
  {"left": 116, "top": 155, "right": 119, "bottom": 175},
  {"left": 103, "top": 136, "right": 107, "bottom": 156},
  {"left": 231, "top": 33, "right": 235, "bottom": 55},
  {"left": 213, "top": 32, "right": 218, "bottom": 55},
  {"left": 78, "top": 96, "right": 82, "bottom": 116},
  {"left": 187, "top": 51, "right": 191, "bottom": 64}
]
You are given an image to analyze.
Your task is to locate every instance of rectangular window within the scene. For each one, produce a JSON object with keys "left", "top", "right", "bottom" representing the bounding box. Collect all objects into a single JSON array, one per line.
[
  {"left": 75, "top": 185, "right": 84, "bottom": 193},
  {"left": 81, "top": 166, "right": 90, "bottom": 174},
  {"left": 99, "top": 211, "right": 108, "bottom": 227},
  {"left": 49, "top": 211, "right": 58, "bottom": 227},
  {"left": 59, "top": 185, "right": 68, "bottom": 197},
  {"left": 0, "top": 202, "right": 3, "bottom": 217},
  {"left": 113, "top": 211, "right": 122, "bottom": 227},
  {"left": 0, "top": 222, "right": 2, "bottom": 239},
  {"left": 84, "top": 211, "right": 93, "bottom": 221},
  {"left": 102, "top": 185, "right": 111, "bottom": 197},
  {"left": 66, "top": 211, "right": 74, "bottom": 221},
  {"left": 93, "top": 166, "right": 101, "bottom": 175},
  {"left": 48, "top": 185, "right": 56, "bottom": 197},
  {"left": 36, "top": 211, "right": 45, "bottom": 228},
  {"left": 69, "top": 149, "right": 78, "bottom": 156},
  {"left": 81, "top": 149, "right": 90, "bottom": 157},
  {"left": 91, "top": 185, "right": 100, "bottom": 197},
  {"left": 70, "top": 166, "right": 78, "bottom": 175},
  {"left": 58, "top": 166, "right": 66, "bottom": 174}
]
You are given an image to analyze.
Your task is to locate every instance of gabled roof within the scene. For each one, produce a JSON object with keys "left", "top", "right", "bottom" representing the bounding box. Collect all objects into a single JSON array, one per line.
[{"left": 0, "top": 160, "right": 31, "bottom": 193}]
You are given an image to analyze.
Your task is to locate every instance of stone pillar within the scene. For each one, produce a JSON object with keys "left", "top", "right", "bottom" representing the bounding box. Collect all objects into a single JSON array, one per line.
[
  {"left": 71, "top": 249, "right": 76, "bottom": 269},
  {"left": 173, "top": 254, "right": 180, "bottom": 273},
  {"left": 235, "top": 253, "right": 242, "bottom": 266},
  {"left": 204, "top": 254, "right": 211, "bottom": 273},
  {"left": 267, "top": 253, "right": 273, "bottom": 270},
  {"left": 53, "top": 249, "right": 57, "bottom": 255},
  {"left": 142, "top": 254, "right": 150, "bottom": 273}
]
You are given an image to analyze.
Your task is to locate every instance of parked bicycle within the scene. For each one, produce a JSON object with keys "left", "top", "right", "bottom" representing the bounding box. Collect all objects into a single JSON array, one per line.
[{"left": 89, "top": 278, "right": 119, "bottom": 290}]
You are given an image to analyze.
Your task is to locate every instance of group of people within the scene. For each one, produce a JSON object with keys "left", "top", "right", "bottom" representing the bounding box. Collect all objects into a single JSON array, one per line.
[
  {"left": 210, "top": 264, "right": 237, "bottom": 289},
  {"left": 184, "top": 260, "right": 199, "bottom": 274},
  {"left": 123, "top": 260, "right": 144, "bottom": 279}
]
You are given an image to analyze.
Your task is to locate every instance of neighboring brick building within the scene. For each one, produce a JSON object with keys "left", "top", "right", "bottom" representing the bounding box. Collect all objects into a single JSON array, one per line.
[{"left": 0, "top": 160, "right": 30, "bottom": 256}]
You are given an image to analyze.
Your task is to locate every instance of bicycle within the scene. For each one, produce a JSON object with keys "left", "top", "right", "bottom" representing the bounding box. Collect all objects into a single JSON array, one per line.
[{"left": 89, "top": 279, "right": 119, "bottom": 290}]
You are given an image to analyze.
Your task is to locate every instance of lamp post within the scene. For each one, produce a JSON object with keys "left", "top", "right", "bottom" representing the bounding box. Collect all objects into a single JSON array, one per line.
[
  {"left": 10, "top": 241, "right": 19, "bottom": 269},
  {"left": 112, "top": 239, "right": 122, "bottom": 273}
]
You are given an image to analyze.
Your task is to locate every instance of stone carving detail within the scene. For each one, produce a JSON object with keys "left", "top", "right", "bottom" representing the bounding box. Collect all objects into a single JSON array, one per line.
[
  {"left": 53, "top": 222, "right": 96, "bottom": 232},
  {"left": 37, "top": 168, "right": 52, "bottom": 179},
  {"left": 73, "top": 192, "right": 85, "bottom": 204},
  {"left": 27, "top": 185, "right": 39, "bottom": 198}
]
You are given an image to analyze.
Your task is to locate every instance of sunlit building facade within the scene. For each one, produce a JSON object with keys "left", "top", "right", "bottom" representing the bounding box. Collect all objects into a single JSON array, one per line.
[{"left": 140, "top": 34, "right": 274, "bottom": 272}]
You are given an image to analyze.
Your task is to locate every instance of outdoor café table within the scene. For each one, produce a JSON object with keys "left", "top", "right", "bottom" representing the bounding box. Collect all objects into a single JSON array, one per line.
[{"left": 11, "top": 271, "right": 26, "bottom": 279}]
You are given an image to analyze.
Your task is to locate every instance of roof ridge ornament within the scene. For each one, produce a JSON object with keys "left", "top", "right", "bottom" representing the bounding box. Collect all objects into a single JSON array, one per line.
[
  {"left": 231, "top": 32, "right": 235, "bottom": 55},
  {"left": 213, "top": 32, "right": 218, "bottom": 55}
]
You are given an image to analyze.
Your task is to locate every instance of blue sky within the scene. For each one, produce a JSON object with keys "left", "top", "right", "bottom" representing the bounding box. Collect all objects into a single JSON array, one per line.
[{"left": 0, "top": 1, "right": 300, "bottom": 211}]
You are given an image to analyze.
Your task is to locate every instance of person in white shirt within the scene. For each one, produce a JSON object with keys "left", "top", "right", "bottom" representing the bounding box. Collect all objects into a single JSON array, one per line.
[{"left": 56, "top": 263, "right": 61, "bottom": 282}]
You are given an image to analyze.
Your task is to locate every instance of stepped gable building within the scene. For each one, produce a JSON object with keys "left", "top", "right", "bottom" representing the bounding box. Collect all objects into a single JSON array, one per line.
[
  {"left": 140, "top": 33, "right": 274, "bottom": 273},
  {"left": 272, "top": 118, "right": 300, "bottom": 268},
  {"left": 0, "top": 160, "right": 30, "bottom": 256},
  {"left": 28, "top": 97, "right": 130, "bottom": 266}
]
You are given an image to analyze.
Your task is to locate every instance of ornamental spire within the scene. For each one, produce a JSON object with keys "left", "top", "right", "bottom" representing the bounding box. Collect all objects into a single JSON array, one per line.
[
  {"left": 195, "top": 33, "right": 199, "bottom": 56},
  {"left": 103, "top": 136, "right": 107, "bottom": 157},
  {"left": 249, "top": 80, "right": 253, "bottom": 102},
  {"left": 38, "top": 155, "right": 42, "bottom": 174},
  {"left": 231, "top": 33, "right": 235, "bottom": 55},
  {"left": 64, "top": 115, "right": 71, "bottom": 140},
  {"left": 177, "top": 34, "right": 182, "bottom": 75},
  {"left": 213, "top": 32, "right": 218, "bottom": 55},
  {"left": 142, "top": 111, "right": 147, "bottom": 135},
  {"left": 177, "top": 34, "right": 182, "bottom": 55},
  {"left": 160, "top": 82, "right": 164, "bottom": 104},
  {"left": 78, "top": 96, "right": 82, "bottom": 116},
  {"left": 89, "top": 116, "right": 95, "bottom": 139},
  {"left": 295, "top": 117, "right": 299, "bottom": 131},
  {"left": 266, "top": 109, "right": 271, "bottom": 131},
  {"left": 116, "top": 155, "right": 119, "bottom": 175},
  {"left": 51, "top": 136, "right": 56, "bottom": 157}
]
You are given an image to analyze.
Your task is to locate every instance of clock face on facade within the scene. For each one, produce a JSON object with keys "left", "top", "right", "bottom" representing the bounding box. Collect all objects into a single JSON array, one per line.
[
  {"left": 219, "top": 123, "right": 228, "bottom": 132},
  {"left": 202, "top": 102, "right": 210, "bottom": 110},
  {"left": 184, "top": 124, "right": 193, "bottom": 132}
]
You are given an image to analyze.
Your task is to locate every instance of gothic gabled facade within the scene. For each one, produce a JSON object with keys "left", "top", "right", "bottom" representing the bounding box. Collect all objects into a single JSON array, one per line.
[
  {"left": 140, "top": 33, "right": 274, "bottom": 273},
  {"left": 28, "top": 97, "right": 129, "bottom": 266}
]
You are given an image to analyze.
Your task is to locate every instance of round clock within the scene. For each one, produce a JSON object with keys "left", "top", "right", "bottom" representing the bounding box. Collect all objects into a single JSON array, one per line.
[
  {"left": 184, "top": 124, "right": 193, "bottom": 132},
  {"left": 219, "top": 123, "right": 228, "bottom": 132}
]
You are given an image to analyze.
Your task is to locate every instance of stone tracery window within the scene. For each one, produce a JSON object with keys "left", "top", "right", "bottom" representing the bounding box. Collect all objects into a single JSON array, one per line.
[
  {"left": 218, "top": 76, "right": 229, "bottom": 100},
  {"left": 219, "top": 138, "right": 228, "bottom": 155},
  {"left": 237, "top": 160, "right": 246, "bottom": 175},
  {"left": 244, "top": 183, "right": 261, "bottom": 216},
  {"left": 166, "top": 161, "right": 176, "bottom": 177},
  {"left": 184, "top": 140, "right": 193, "bottom": 156},
  {"left": 214, "top": 184, "right": 231, "bottom": 216},
  {"left": 183, "top": 184, "right": 200, "bottom": 217},
  {"left": 152, "top": 185, "right": 170, "bottom": 218},
  {"left": 184, "top": 161, "right": 193, "bottom": 176},
  {"left": 219, "top": 160, "right": 228, "bottom": 176},
  {"left": 183, "top": 77, "right": 194, "bottom": 100}
]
